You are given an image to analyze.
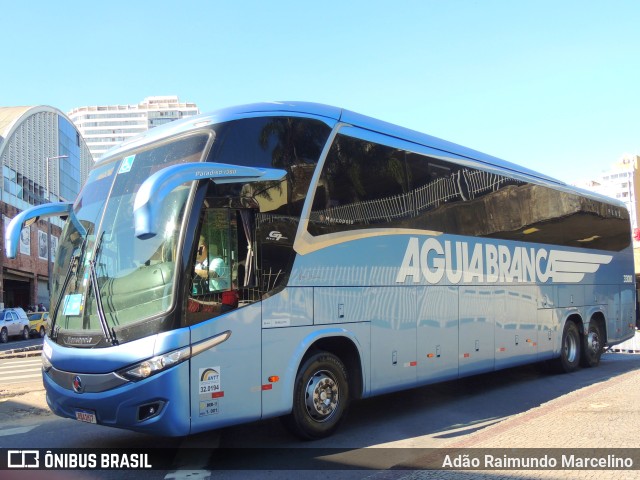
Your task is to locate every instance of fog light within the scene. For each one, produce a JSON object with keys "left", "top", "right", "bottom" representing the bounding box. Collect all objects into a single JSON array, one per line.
[{"left": 137, "top": 401, "right": 164, "bottom": 421}]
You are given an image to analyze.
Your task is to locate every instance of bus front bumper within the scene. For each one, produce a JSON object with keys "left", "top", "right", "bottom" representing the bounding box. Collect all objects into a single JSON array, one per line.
[{"left": 43, "top": 361, "right": 192, "bottom": 437}]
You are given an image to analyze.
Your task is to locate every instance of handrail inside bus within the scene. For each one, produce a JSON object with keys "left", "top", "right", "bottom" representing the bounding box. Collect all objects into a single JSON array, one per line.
[
  {"left": 133, "top": 162, "right": 286, "bottom": 239},
  {"left": 5, "top": 202, "right": 86, "bottom": 259}
]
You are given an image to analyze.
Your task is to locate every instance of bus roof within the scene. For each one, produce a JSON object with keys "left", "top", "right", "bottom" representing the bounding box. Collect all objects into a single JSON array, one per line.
[{"left": 98, "top": 101, "right": 623, "bottom": 208}]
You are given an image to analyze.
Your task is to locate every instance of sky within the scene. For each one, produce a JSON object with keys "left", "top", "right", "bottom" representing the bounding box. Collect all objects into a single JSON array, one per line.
[{"left": 3, "top": 0, "right": 639, "bottom": 183}]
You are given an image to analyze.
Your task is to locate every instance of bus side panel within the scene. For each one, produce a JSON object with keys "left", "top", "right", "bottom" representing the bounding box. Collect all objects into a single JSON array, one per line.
[
  {"left": 537, "top": 308, "right": 556, "bottom": 361},
  {"left": 188, "top": 303, "right": 262, "bottom": 434},
  {"left": 557, "top": 284, "right": 585, "bottom": 309},
  {"left": 611, "top": 285, "right": 623, "bottom": 343},
  {"left": 584, "top": 283, "right": 607, "bottom": 308},
  {"left": 261, "top": 287, "right": 353, "bottom": 418},
  {"left": 261, "top": 287, "right": 314, "bottom": 328},
  {"left": 494, "top": 286, "right": 539, "bottom": 369},
  {"left": 458, "top": 286, "right": 495, "bottom": 377},
  {"left": 417, "top": 286, "right": 459, "bottom": 385},
  {"left": 314, "top": 287, "right": 367, "bottom": 326},
  {"left": 618, "top": 284, "right": 636, "bottom": 343},
  {"left": 261, "top": 322, "right": 370, "bottom": 419},
  {"left": 600, "top": 284, "right": 623, "bottom": 345},
  {"left": 370, "top": 287, "right": 417, "bottom": 394},
  {"left": 537, "top": 284, "right": 556, "bottom": 361}
]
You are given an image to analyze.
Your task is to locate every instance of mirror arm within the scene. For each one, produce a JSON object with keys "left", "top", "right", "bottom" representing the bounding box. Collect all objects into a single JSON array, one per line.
[
  {"left": 133, "top": 162, "right": 285, "bottom": 239},
  {"left": 5, "top": 202, "right": 80, "bottom": 259}
]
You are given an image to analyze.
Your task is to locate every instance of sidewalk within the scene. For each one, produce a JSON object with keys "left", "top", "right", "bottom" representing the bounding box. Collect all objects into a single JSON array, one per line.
[
  {"left": 0, "top": 345, "right": 50, "bottom": 426},
  {"left": 610, "top": 330, "right": 640, "bottom": 353},
  {"left": 380, "top": 351, "right": 640, "bottom": 480},
  {"left": 0, "top": 343, "right": 43, "bottom": 360}
]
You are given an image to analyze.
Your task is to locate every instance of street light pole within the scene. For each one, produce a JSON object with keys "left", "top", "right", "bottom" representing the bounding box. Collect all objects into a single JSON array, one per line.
[{"left": 45, "top": 155, "right": 68, "bottom": 299}]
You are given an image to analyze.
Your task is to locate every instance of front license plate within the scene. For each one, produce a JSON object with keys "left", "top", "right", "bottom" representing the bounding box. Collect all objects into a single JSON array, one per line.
[{"left": 75, "top": 409, "right": 97, "bottom": 424}]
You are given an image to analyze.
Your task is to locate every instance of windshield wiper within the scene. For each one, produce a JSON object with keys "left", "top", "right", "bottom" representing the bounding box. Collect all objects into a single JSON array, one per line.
[
  {"left": 50, "top": 238, "right": 87, "bottom": 340},
  {"left": 50, "top": 231, "right": 117, "bottom": 346},
  {"left": 89, "top": 232, "right": 118, "bottom": 346}
]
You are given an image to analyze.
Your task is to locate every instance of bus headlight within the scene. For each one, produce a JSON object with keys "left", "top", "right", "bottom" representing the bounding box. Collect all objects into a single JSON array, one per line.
[
  {"left": 118, "top": 346, "right": 191, "bottom": 381},
  {"left": 42, "top": 341, "right": 53, "bottom": 372},
  {"left": 41, "top": 351, "right": 52, "bottom": 372}
]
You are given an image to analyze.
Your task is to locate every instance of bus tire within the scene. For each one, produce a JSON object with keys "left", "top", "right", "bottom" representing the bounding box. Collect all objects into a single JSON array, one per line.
[
  {"left": 557, "top": 321, "right": 581, "bottom": 373},
  {"left": 581, "top": 321, "right": 603, "bottom": 368},
  {"left": 282, "top": 351, "right": 349, "bottom": 440}
]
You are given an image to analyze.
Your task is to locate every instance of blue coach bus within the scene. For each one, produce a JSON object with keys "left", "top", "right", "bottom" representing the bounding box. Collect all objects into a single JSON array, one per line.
[{"left": 5, "top": 102, "right": 636, "bottom": 439}]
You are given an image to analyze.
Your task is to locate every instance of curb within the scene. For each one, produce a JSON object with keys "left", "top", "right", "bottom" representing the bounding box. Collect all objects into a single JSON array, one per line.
[
  {"left": 0, "top": 345, "right": 43, "bottom": 360},
  {"left": 607, "top": 330, "right": 640, "bottom": 354}
]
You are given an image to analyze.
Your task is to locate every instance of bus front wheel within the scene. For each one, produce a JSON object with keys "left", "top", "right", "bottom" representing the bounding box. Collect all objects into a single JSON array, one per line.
[
  {"left": 557, "top": 321, "right": 581, "bottom": 373},
  {"left": 283, "top": 351, "right": 349, "bottom": 440}
]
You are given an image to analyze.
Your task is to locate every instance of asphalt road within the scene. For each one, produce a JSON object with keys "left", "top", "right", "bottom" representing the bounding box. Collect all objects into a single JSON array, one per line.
[
  {"left": 0, "top": 337, "right": 43, "bottom": 353},
  {"left": 1, "top": 350, "right": 639, "bottom": 479}
]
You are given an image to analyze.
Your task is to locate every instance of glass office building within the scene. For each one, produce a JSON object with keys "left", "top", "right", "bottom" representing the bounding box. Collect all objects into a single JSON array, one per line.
[
  {"left": 0, "top": 105, "right": 92, "bottom": 309},
  {"left": 68, "top": 96, "right": 199, "bottom": 159}
]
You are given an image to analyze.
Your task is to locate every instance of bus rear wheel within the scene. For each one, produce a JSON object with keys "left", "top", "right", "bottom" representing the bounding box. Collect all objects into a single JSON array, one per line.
[
  {"left": 581, "top": 321, "right": 603, "bottom": 368},
  {"left": 557, "top": 321, "right": 581, "bottom": 373},
  {"left": 282, "top": 351, "right": 349, "bottom": 440}
]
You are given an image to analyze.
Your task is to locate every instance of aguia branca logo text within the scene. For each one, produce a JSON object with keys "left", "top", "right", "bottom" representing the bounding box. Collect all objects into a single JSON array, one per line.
[{"left": 394, "top": 237, "right": 612, "bottom": 285}]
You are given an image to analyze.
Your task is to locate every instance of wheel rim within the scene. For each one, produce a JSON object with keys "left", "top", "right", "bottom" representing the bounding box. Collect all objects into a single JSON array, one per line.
[
  {"left": 1, "top": 330, "right": 6, "bottom": 342},
  {"left": 587, "top": 329, "right": 601, "bottom": 356},
  {"left": 565, "top": 331, "right": 578, "bottom": 363},
  {"left": 304, "top": 370, "right": 339, "bottom": 423}
]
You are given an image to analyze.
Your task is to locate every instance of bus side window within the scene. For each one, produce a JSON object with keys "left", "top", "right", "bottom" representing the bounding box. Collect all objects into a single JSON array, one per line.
[{"left": 312, "top": 185, "right": 328, "bottom": 210}]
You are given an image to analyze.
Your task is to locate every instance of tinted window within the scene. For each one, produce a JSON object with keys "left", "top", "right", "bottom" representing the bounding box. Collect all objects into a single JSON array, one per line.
[
  {"left": 309, "top": 134, "right": 410, "bottom": 235},
  {"left": 404, "top": 152, "right": 526, "bottom": 235},
  {"left": 207, "top": 117, "right": 331, "bottom": 218},
  {"left": 309, "top": 137, "right": 630, "bottom": 251}
]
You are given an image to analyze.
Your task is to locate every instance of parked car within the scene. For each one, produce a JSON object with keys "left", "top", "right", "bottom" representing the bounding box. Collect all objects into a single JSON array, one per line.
[
  {"left": 0, "top": 307, "right": 30, "bottom": 343},
  {"left": 28, "top": 311, "right": 49, "bottom": 338}
]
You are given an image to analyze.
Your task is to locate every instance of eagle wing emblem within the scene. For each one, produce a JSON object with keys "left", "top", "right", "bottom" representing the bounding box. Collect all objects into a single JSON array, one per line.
[{"left": 547, "top": 250, "right": 613, "bottom": 283}]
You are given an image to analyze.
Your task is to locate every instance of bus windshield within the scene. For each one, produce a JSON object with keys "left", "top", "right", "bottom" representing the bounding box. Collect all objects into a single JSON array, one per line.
[{"left": 50, "top": 133, "right": 209, "bottom": 342}]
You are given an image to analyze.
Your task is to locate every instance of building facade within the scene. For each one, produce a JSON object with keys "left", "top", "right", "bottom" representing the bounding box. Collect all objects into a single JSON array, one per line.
[
  {"left": 0, "top": 106, "right": 93, "bottom": 310},
  {"left": 574, "top": 154, "right": 640, "bottom": 279},
  {"left": 575, "top": 154, "right": 640, "bottom": 240},
  {"left": 68, "top": 96, "right": 200, "bottom": 159}
]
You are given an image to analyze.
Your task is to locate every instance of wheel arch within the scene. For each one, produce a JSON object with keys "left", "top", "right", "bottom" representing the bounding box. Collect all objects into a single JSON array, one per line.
[
  {"left": 302, "top": 335, "right": 364, "bottom": 401},
  {"left": 587, "top": 310, "right": 607, "bottom": 343},
  {"left": 292, "top": 328, "right": 365, "bottom": 402},
  {"left": 562, "top": 311, "right": 584, "bottom": 335}
]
